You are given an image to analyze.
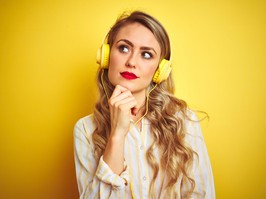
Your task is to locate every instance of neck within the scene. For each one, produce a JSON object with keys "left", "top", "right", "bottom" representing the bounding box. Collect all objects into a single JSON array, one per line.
[
  {"left": 132, "top": 84, "right": 157, "bottom": 124},
  {"left": 130, "top": 90, "right": 147, "bottom": 122},
  {"left": 130, "top": 84, "right": 158, "bottom": 124}
]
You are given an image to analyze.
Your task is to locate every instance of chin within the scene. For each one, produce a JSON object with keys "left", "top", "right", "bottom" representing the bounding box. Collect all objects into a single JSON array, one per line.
[
  {"left": 115, "top": 82, "right": 132, "bottom": 90},
  {"left": 112, "top": 82, "right": 135, "bottom": 92}
]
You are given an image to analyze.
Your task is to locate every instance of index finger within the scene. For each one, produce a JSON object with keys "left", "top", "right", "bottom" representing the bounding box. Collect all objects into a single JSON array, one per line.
[{"left": 111, "top": 85, "right": 129, "bottom": 98}]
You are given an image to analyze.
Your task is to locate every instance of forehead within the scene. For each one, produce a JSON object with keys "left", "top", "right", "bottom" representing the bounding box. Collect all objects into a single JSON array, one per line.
[{"left": 114, "top": 22, "right": 161, "bottom": 50}]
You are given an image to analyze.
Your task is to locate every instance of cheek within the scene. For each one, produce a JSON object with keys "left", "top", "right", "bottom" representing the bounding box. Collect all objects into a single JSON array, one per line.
[
  {"left": 108, "top": 54, "right": 116, "bottom": 70},
  {"left": 107, "top": 52, "right": 120, "bottom": 84},
  {"left": 107, "top": 68, "right": 116, "bottom": 87},
  {"left": 145, "top": 63, "right": 159, "bottom": 79},
  {"left": 108, "top": 49, "right": 121, "bottom": 69}
]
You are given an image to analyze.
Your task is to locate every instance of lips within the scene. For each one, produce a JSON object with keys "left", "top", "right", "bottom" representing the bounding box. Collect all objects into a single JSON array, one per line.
[{"left": 120, "top": 71, "right": 139, "bottom": 80}]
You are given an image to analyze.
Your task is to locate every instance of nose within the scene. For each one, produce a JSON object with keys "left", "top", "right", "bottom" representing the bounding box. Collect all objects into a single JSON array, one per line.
[{"left": 125, "top": 52, "right": 137, "bottom": 68}]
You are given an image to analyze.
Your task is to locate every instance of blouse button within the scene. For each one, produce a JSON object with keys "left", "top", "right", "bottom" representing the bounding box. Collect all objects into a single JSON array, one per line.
[
  {"left": 143, "top": 176, "right": 146, "bottom": 181},
  {"left": 140, "top": 145, "right": 144, "bottom": 150}
]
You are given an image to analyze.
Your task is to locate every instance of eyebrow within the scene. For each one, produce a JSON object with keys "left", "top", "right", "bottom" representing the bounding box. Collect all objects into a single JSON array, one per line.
[{"left": 116, "top": 39, "right": 157, "bottom": 54}]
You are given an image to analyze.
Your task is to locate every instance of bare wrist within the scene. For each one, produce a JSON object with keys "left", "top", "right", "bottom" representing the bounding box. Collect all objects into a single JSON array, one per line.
[{"left": 109, "top": 129, "right": 127, "bottom": 140}]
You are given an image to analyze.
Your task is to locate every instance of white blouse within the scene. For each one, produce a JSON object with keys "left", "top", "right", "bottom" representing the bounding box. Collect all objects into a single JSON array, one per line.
[{"left": 74, "top": 110, "right": 215, "bottom": 198}]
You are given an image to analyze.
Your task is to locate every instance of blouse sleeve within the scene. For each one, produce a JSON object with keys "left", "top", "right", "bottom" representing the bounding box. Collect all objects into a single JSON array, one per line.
[
  {"left": 182, "top": 111, "right": 216, "bottom": 199},
  {"left": 73, "top": 116, "right": 130, "bottom": 199}
]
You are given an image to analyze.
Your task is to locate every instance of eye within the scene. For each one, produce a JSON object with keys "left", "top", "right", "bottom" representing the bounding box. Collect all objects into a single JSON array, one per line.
[
  {"left": 118, "top": 45, "right": 129, "bottom": 53},
  {"left": 142, "top": 52, "right": 153, "bottom": 59}
]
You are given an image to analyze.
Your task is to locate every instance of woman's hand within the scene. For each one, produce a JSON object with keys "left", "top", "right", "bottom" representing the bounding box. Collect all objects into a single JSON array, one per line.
[
  {"left": 103, "top": 85, "right": 139, "bottom": 174},
  {"left": 108, "top": 85, "right": 138, "bottom": 138}
]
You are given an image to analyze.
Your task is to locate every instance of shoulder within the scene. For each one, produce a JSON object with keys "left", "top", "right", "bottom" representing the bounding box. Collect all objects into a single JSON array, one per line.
[
  {"left": 74, "top": 114, "right": 96, "bottom": 140},
  {"left": 181, "top": 109, "right": 205, "bottom": 141},
  {"left": 176, "top": 109, "right": 199, "bottom": 123},
  {"left": 175, "top": 109, "right": 207, "bottom": 154}
]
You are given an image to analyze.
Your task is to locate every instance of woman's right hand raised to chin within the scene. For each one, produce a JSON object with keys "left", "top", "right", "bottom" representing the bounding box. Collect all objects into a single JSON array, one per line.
[
  {"left": 103, "top": 85, "right": 138, "bottom": 175},
  {"left": 108, "top": 85, "right": 138, "bottom": 138}
]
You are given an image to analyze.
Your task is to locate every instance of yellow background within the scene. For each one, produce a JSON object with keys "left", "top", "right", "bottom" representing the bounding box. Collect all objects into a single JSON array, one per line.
[{"left": 0, "top": 0, "right": 265, "bottom": 198}]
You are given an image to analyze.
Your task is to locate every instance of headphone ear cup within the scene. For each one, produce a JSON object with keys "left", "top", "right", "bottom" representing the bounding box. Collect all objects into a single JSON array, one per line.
[
  {"left": 96, "top": 44, "right": 110, "bottom": 68},
  {"left": 152, "top": 59, "right": 172, "bottom": 84}
]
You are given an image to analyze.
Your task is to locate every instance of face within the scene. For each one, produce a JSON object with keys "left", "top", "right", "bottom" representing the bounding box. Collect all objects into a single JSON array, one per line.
[{"left": 108, "top": 22, "right": 161, "bottom": 95}]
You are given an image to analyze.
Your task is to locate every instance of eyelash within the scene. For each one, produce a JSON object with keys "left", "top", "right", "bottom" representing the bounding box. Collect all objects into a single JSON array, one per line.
[{"left": 117, "top": 44, "right": 153, "bottom": 59}]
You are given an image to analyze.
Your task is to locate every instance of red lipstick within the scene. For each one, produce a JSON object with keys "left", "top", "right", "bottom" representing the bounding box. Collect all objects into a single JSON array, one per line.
[{"left": 120, "top": 71, "right": 139, "bottom": 80}]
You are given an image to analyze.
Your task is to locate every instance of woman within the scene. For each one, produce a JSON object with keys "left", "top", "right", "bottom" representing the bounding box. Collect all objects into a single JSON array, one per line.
[{"left": 74, "top": 11, "right": 215, "bottom": 198}]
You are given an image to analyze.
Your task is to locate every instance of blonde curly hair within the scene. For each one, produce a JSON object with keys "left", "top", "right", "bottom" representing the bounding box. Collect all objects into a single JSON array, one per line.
[{"left": 92, "top": 11, "right": 196, "bottom": 198}]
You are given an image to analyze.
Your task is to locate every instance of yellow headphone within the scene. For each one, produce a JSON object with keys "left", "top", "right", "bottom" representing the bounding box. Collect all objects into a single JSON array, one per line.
[{"left": 96, "top": 39, "right": 172, "bottom": 84}]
